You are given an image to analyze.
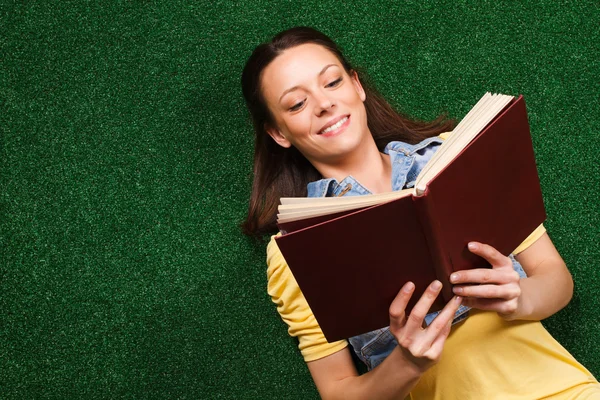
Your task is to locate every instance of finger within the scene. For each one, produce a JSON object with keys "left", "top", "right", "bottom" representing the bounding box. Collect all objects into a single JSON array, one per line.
[
  {"left": 453, "top": 283, "right": 521, "bottom": 300},
  {"left": 467, "top": 242, "right": 511, "bottom": 268},
  {"left": 427, "top": 318, "right": 453, "bottom": 358},
  {"left": 421, "top": 296, "right": 462, "bottom": 347},
  {"left": 389, "top": 282, "right": 415, "bottom": 331},
  {"left": 405, "top": 280, "right": 444, "bottom": 332},
  {"left": 450, "top": 268, "right": 520, "bottom": 285},
  {"left": 461, "top": 297, "right": 519, "bottom": 316}
]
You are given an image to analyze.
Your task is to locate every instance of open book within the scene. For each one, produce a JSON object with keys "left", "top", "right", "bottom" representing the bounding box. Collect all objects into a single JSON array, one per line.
[{"left": 274, "top": 93, "right": 546, "bottom": 342}]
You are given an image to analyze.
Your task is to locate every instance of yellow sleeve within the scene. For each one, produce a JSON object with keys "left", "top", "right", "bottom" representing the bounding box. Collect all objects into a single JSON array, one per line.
[
  {"left": 439, "top": 131, "right": 452, "bottom": 140},
  {"left": 266, "top": 234, "right": 348, "bottom": 362},
  {"left": 513, "top": 224, "right": 546, "bottom": 254}
]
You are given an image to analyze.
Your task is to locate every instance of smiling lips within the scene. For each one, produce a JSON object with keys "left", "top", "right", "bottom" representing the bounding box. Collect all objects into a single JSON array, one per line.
[{"left": 318, "top": 115, "right": 350, "bottom": 137}]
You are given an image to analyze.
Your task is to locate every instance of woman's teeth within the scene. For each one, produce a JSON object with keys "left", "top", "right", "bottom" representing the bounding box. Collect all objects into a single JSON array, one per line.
[{"left": 320, "top": 117, "right": 348, "bottom": 134}]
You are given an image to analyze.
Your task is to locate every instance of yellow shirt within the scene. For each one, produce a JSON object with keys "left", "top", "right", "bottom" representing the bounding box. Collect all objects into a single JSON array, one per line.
[{"left": 410, "top": 309, "right": 597, "bottom": 399}]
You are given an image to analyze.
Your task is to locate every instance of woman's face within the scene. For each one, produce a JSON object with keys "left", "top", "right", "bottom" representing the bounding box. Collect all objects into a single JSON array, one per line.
[{"left": 261, "top": 43, "right": 369, "bottom": 165}]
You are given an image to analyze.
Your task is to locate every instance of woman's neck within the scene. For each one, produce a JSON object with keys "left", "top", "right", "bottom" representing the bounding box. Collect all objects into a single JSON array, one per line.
[{"left": 313, "top": 140, "right": 393, "bottom": 194}]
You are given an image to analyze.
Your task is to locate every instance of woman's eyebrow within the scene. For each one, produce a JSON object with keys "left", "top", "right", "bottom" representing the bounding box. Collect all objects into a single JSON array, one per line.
[
  {"left": 278, "top": 63, "right": 339, "bottom": 102},
  {"left": 317, "top": 63, "right": 338, "bottom": 76}
]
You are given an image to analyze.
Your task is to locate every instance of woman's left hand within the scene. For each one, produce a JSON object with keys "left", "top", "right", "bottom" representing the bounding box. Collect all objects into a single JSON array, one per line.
[{"left": 450, "top": 241, "right": 523, "bottom": 320}]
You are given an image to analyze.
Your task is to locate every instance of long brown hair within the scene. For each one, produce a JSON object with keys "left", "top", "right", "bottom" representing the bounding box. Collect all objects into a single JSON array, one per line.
[{"left": 241, "top": 27, "right": 454, "bottom": 237}]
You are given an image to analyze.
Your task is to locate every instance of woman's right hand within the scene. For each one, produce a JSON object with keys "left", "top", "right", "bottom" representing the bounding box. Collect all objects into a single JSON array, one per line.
[
  {"left": 389, "top": 280, "right": 462, "bottom": 373},
  {"left": 307, "top": 281, "right": 462, "bottom": 399}
]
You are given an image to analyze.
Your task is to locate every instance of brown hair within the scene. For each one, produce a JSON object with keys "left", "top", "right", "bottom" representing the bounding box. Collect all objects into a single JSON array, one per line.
[{"left": 241, "top": 27, "right": 454, "bottom": 237}]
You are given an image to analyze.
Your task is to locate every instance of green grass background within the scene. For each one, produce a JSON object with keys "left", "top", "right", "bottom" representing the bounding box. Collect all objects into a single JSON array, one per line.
[{"left": 1, "top": 1, "right": 598, "bottom": 398}]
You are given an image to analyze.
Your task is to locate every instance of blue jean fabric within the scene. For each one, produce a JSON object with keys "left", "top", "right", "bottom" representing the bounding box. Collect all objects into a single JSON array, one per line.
[{"left": 306, "top": 137, "right": 528, "bottom": 370}]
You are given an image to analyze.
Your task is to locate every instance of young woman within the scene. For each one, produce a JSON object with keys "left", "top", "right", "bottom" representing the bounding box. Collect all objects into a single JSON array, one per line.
[{"left": 241, "top": 27, "right": 599, "bottom": 399}]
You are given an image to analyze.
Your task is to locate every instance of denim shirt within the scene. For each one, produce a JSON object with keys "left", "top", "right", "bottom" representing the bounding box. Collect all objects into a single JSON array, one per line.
[{"left": 306, "top": 137, "right": 528, "bottom": 370}]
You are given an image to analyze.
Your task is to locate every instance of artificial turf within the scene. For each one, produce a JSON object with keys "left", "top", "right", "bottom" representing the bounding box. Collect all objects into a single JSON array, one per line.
[{"left": 1, "top": 1, "right": 598, "bottom": 398}]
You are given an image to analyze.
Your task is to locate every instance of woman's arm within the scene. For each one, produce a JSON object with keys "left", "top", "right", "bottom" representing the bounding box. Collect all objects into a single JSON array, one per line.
[
  {"left": 307, "top": 281, "right": 463, "bottom": 400},
  {"left": 307, "top": 347, "right": 419, "bottom": 400},
  {"left": 512, "top": 232, "right": 573, "bottom": 320},
  {"left": 450, "top": 233, "right": 573, "bottom": 321}
]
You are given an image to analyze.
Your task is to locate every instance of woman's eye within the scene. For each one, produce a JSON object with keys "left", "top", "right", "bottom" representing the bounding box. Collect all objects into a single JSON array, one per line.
[
  {"left": 289, "top": 100, "right": 305, "bottom": 111},
  {"left": 326, "top": 78, "right": 342, "bottom": 88}
]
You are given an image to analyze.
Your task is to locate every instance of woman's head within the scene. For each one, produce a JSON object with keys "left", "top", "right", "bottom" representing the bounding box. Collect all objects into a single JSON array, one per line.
[
  {"left": 241, "top": 27, "right": 454, "bottom": 236},
  {"left": 261, "top": 43, "right": 369, "bottom": 166},
  {"left": 242, "top": 27, "right": 371, "bottom": 168},
  {"left": 241, "top": 27, "right": 353, "bottom": 144}
]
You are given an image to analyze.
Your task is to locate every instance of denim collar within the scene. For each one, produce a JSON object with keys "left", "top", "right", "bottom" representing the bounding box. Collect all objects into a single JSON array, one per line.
[{"left": 306, "top": 136, "right": 444, "bottom": 198}]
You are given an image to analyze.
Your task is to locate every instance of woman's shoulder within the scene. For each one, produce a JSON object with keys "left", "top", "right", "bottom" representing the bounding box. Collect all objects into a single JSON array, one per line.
[
  {"left": 438, "top": 131, "right": 451, "bottom": 140},
  {"left": 266, "top": 234, "right": 349, "bottom": 361},
  {"left": 266, "top": 234, "right": 285, "bottom": 277}
]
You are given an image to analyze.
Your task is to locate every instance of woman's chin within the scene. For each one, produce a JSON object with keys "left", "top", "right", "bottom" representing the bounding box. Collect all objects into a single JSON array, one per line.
[{"left": 319, "top": 141, "right": 366, "bottom": 162}]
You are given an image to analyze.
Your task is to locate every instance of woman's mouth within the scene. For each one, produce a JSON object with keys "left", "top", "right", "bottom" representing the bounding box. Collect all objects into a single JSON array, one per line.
[{"left": 318, "top": 116, "right": 350, "bottom": 137}]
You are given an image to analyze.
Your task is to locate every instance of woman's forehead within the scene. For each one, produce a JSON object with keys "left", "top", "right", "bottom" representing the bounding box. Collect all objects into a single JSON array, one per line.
[{"left": 262, "top": 44, "right": 342, "bottom": 99}]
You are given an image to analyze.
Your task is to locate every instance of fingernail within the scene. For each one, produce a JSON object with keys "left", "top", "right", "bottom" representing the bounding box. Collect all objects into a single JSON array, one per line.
[
  {"left": 404, "top": 282, "right": 414, "bottom": 292},
  {"left": 453, "top": 287, "right": 463, "bottom": 294},
  {"left": 454, "top": 296, "right": 462, "bottom": 303},
  {"left": 431, "top": 281, "right": 442, "bottom": 290},
  {"left": 468, "top": 242, "right": 477, "bottom": 251},
  {"left": 450, "top": 273, "right": 459, "bottom": 282}
]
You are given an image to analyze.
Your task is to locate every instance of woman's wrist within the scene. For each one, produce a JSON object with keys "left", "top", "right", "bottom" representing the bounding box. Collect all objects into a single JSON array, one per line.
[
  {"left": 500, "top": 284, "right": 534, "bottom": 321},
  {"left": 391, "top": 346, "right": 428, "bottom": 379},
  {"left": 504, "top": 271, "right": 572, "bottom": 321}
]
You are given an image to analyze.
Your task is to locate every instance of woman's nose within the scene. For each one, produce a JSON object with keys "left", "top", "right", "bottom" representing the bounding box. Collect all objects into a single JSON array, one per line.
[{"left": 313, "top": 92, "right": 335, "bottom": 115}]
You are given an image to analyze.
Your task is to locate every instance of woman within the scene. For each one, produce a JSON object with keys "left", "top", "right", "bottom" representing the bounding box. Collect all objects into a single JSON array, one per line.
[{"left": 241, "top": 27, "right": 599, "bottom": 399}]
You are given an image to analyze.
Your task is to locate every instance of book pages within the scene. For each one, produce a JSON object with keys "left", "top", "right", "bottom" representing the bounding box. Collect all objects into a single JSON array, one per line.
[
  {"left": 277, "top": 190, "right": 412, "bottom": 221},
  {"left": 279, "top": 189, "right": 411, "bottom": 206},
  {"left": 278, "top": 189, "right": 411, "bottom": 210}
]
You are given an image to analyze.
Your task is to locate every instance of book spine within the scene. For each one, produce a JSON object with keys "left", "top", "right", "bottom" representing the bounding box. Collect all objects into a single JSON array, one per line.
[{"left": 412, "top": 189, "right": 455, "bottom": 302}]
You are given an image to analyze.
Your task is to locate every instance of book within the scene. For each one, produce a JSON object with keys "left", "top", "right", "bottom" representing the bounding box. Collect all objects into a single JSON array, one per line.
[{"left": 274, "top": 93, "right": 547, "bottom": 342}]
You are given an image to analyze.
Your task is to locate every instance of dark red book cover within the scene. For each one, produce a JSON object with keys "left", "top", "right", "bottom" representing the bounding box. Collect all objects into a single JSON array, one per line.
[{"left": 275, "top": 195, "right": 441, "bottom": 341}]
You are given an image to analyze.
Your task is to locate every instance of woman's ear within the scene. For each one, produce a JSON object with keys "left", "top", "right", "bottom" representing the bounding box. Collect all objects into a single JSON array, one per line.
[
  {"left": 350, "top": 70, "right": 366, "bottom": 102},
  {"left": 265, "top": 124, "right": 292, "bottom": 148}
]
